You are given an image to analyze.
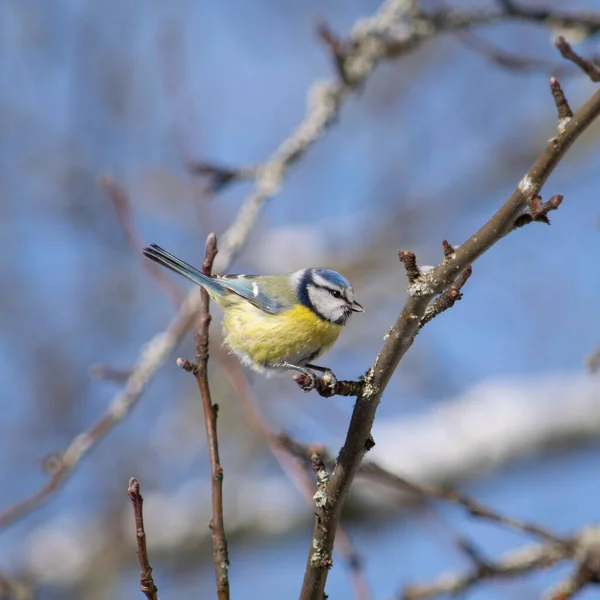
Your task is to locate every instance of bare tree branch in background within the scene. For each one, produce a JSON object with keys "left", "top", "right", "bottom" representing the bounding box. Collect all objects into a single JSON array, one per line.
[
  {"left": 401, "top": 538, "right": 570, "bottom": 599},
  {"left": 277, "top": 433, "right": 592, "bottom": 598},
  {"left": 298, "top": 44, "right": 600, "bottom": 600},
  {"left": 176, "top": 234, "right": 230, "bottom": 600},
  {"left": 0, "top": 289, "right": 198, "bottom": 532},
  {"left": 454, "top": 28, "right": 563, "bottom": 73},
  {"left": 401, "top": 526, "right": 600, "bottom": 599},
  {"left": 427, "top": 3, "right": 600, "bottom": 34},
  {"left": 100, "top": 174, "right": 186, "bottom": 306},
  {"left": 188, "top": 162, "right": 259, "bottom": 195},
  {"left": 546, "top": 533, "right": 600, "bottom": 599},
  {"left": 279, "top": 435, "right": 570, "bottom": 546},
  {"left": 88, "top": 363, "right": 133, "bottom": 383},
  {"left": 128, "top": 478, "right": 159, "bottom": 600}
]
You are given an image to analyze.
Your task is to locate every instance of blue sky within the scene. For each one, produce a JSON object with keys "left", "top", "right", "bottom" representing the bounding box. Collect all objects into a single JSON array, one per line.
[{"left": 1, "top": 1, "right": 600, "bottom": 598}]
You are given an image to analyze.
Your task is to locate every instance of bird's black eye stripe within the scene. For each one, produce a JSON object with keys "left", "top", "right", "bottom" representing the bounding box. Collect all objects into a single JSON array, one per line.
[
  {"left": 307, "top": 280, "right": 343, "bottom": 297},
  {"left": 311, "top": 283, "right": 343, "bottom": 299}
]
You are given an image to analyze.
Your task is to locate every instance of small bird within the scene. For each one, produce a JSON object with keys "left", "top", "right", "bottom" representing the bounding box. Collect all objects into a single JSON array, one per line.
[{"left": 143, "top": 244, "right": 363, "bottom": 385}]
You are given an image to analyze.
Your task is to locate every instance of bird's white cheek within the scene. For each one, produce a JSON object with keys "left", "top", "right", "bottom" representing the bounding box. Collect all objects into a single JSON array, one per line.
[{"left": 308, "top": 287, "right": 344, "bottom": 322}]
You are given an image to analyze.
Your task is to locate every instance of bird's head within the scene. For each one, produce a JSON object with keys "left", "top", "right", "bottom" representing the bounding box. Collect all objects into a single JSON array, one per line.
[{"left": 295, "top": 268, "right": 363, "bottom": 325}]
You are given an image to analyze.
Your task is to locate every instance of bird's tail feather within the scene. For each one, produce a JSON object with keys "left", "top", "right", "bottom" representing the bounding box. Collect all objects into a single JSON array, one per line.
[{"left": 142, "top": 244, "right": 224, "bottom": 295}]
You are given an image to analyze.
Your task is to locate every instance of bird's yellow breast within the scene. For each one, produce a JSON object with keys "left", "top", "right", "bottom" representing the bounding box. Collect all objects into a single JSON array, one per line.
[{"left": 221, "top": 302, "right": 342, "bottom": 369}]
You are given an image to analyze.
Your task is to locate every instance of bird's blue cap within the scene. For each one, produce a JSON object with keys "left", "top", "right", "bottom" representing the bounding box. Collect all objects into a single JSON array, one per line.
[{"left": 312, "top": 268, "right": 352, "bottom": 289}]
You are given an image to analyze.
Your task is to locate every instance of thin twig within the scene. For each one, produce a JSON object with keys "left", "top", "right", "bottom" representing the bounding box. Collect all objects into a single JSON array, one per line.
[
  {"left": 313, "top": 377, "right": 364, "bottom": 398},
  {"left": 293, "top": 369, "right": 365, "bottom": 398},
  {"left": 550, "top": 77, "right": 574, "bottom": 123},
  {"left": 316, "top": 21, "right": 351, "bottom": 84},
  {"left": 358, "top": 462, "right": 570, "bottom": 548},
  {"left": 555, "top": 36, "right": 600, "bottom": 82},
  {"left": 188, "top": 162, "right": 258, "bottom": 194},
  {"left": 178, "top": 233, "right": 230, "bottom": 600},
  {"left": 299, "top": 71, "right": 600, "bottom": 600},
  {"left": 128, "top": 478, "right": 159, "bottom": 600},
  {"left": 398, "top": 251, "right": 420, "bottom": 284},
  {"left": 88, "top": 363, "right": 132, "bottom": 383},
  {"left": 419, "top": 265, "right": 472, "bottom": 329},
  {"left": 455, "top": 28, "right": 563, "bottom": 73},
  {"left": 513, "top": 193, "right": 564, "bottom": 228},
  {"left": 427, "top": 5, "right": 600, "bottom": 35}
]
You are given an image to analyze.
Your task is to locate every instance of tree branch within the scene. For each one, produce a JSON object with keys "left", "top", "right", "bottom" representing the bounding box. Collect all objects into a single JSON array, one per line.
[
  {"left": 99, "top": 174, "right": 185, "bottom": 306},
  {"left": 299, "top": 74, "right": 600, "bottom": 599},
  {"left": 188, "top": 162, "right": 258, "bottom": 195},
  {"left": 403, "top": 527, "right": 600, "bottom": 600},
  {"left": 427, "top": 4, "right": 600, "bottom": 35},
  {"left": 402, "top": 539, "right": 570, "bottom": 599},
  {"left": 128, "top": 478, "right": 159, "bottom": 600},
  {"left": 177, "top": 234, "right": 230, "bottom": 600},
  {"left": 0, "top": 293, "right": 197, "bottom": 532},
  {"left": 358, "top": 462, "right": 570, "bottom": 547},
  {"left": 545, "top": 529, "right": 600, "bottom": 600},
  {"left": 454, "top": 28, "right": 566, "bottom": 74},
  {"left": 555, "top": 36, "right": 600, "bottom": 82},
  {"left": 418, "top": 244, "right": 472, "bottom": 329}
]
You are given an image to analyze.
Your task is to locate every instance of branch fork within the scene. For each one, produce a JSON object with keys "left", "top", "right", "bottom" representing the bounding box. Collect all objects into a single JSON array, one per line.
[
  {"left": 316, "top": 21, "right": 353, "bottom": 85},
  {"left": 513, "top": 194, "right": 564, "bottom": 228}
]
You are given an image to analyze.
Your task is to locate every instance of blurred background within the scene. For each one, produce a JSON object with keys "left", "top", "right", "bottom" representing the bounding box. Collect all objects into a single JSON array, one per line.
[{"left": 1, "top": 0, "right": 600, "bottom": 598}]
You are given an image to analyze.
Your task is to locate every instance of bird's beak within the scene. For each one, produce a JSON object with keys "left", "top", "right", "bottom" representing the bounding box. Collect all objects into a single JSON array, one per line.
[{"left": 350, "top": 300, "right": 364, "bottom": 313}]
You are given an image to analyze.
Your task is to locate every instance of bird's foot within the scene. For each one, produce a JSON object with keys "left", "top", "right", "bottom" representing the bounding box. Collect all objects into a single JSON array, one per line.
[
  {"left": 293, "top": 369, "right": 319, "bottom": 393},
  {"left": 316, "top": 369, "right": 338, "bottom": 396},
  {"left": 293, "top": 367, "right": 338, "bottom": 395}
]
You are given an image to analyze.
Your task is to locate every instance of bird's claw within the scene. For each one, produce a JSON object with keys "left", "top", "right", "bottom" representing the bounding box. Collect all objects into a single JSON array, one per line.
[
  {"left": 319, "top": 369, "right": 338, "bottom": 395},
  {"left": 293, "top": 370, "right": 318, "bottom": 392}
]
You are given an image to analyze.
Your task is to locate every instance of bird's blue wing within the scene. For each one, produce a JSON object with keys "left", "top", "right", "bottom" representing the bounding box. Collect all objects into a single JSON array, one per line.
[{"left": 216, "top": 275, "right": 286, "bottom": 315}]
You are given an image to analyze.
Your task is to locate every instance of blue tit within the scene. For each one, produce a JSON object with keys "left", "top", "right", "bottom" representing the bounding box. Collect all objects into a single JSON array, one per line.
[{"left": 143, "top": 244, "right": 364, "bottom": 380}]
